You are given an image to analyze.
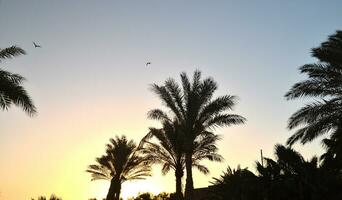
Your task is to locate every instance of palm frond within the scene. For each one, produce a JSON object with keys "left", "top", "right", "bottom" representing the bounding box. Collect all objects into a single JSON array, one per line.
[
  {"left": 0, "top": 74, "right": 37, "bottom": 115},
  {"left": 287, "top": 116, "right": 336, "bottom": 145},
  {"left": 312, "top": 30, "right": 342, "bottom": 64},
  {"left": 286, "top": 31, "right": 342, "bottom": 147},
  {"left": 165, "top": 78, "right": 186, "bottom": 119},
  {"left": 199, "top": 95, "right": 237, "bottom": 123},
  {"left": 0, "top": 46, "right": 26, "bottom": 61},
  {"left": 180, "top": 72, "right": 191, "bottom": 103},
  {"left": 0, "top": 69, "right": 26, "bottom": 84},
  {"left": 204, "top": 114, "right": 246, "bottom": 129},
  {"left": 192, "top": 163, "right": 209, "bottom": 175},
  {"left": 287, "top": 99, "right": 340, "bottom": 130},
  {"left": 150, "top": 84, "right": 183, "bottom": 121}
]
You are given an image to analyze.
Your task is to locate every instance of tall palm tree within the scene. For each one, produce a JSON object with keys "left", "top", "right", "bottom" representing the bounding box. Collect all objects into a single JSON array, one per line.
[
  {"left": 148, "top": 70, "right": 246, "bottom": 200},
  {"left": 86, "top": 136, "right": 152, "bottom": 200},
  {"left": 0, "top": 45, "right": 36, "bottom": 115},
  {"left": 141, "top": 120, "right": 223, "bottom": 199},
  {"left": 285, "top": 31, "right": 342, "bottom": 148}
]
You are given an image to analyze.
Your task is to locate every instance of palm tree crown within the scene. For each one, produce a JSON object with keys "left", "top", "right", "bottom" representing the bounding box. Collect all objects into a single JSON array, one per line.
[
  {"left": 255, "top": 144, "right": 331, "bottom": 200},
  {"left": 212, "top": 165, "right": 260, "bottom": 200},
  {"left": 87, "top": 135, "right": 152, "bottom": 200},
  {"left": 0, "top": 45, "right": 36, "bottom": 115},
  {"left": 285, "top": 30, "right": 342, "bottom": 146}
]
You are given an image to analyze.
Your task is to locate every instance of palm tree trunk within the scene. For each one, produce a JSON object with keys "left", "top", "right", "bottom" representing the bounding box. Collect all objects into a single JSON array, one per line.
[
  {"left": 106, "top": 179, "right": 117, "bottom": 200},
  {"left": 114, "top": 183, "right": 121, "bottom": 200},
  {"left": 175, "top": 166, "right": 184, "bottom": 199},
  {"left": 184, "top": 152, "right": 194, "bottom": 200},
  {"left": 298, "top": 181, "right": 304, "bottom": 200}
]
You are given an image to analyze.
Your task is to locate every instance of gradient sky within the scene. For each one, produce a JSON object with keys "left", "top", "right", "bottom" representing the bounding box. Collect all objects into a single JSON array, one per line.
[{"left": 1, "top": 0, "right": 342, "bottom": 199}]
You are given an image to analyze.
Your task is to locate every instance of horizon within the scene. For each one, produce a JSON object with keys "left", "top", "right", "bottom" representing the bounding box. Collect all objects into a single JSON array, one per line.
[{"left": 1, "top": 1, "right": 342, "bottom": 199}]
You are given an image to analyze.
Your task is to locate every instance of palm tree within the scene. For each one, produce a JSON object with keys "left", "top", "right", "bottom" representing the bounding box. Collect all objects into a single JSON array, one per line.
[
  {"left": 212, "top": 165, "right": 261, "bottom": 200},
  {"left": 320, "top": 134, "right": 342, "bottom": 170},
  {"left": 141, "top": 120, "right": 223, "bottom": 199},
  {"left": 256, "top": 144, "right": 324, "bottom": 200},
  {"left": 141, "top": 120, "right": 184, "bottom": 199},
  {"left": 0, "top": 45, "right": 36, "bottom": 115},
  {"left": 148, "top": 70, "right": 246, "bottom": 200},
  {"left": 285, "top": 31, "right": 342, "bottom": 149},
  {"left": 86, "top": 136, "right": 152, "bottom": 200}
]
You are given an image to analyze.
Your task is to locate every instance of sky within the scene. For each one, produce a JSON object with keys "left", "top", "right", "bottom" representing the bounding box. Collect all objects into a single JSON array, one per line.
[{"left": 1, "top": 0, "right": 342, "bottom": 199}]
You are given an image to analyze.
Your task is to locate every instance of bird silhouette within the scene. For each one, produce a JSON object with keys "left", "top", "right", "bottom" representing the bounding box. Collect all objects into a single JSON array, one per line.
[
  {"left": 146, "top": 62, "right": 151, "bottom": 67},
  {"left": 33, "top": 42, "right": 41, "bottom": 48}
]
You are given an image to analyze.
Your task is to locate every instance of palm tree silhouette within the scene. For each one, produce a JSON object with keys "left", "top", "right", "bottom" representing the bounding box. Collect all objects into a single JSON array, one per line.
[
  {"left": 320, "top": 134, "right": 342, "bottom": 170},
  {"left": 212, "top": 165, "right": 260, "bottom": 200},
  {"left": 285, "top": 31, "right": 342, "bottom": 149},
  {"left": 86, "top": 136, "right": 152, "bottom": 200},
  {"left": 148, "top": 70, "right": 246, "bottom": 200},
  {"left": 141, "top": 120, "right": 185, "bottom": 199},
  {"left": 256, "top": 144, "right": 324, "bottom": 200},
  {"left": 141, "top": 120, "right": 223, "bottom": 199},
  {"left": 0, "top": 45, "right": 36, "bottom": 115}
]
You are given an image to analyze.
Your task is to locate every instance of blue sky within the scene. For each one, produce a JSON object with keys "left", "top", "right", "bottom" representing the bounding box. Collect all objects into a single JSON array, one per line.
[{"left": 1, "top": 0, "right": 342, "bottom": 199}]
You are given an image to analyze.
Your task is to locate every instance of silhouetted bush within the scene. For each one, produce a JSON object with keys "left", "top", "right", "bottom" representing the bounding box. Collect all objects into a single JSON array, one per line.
[
  {"left": 31, "top": 194, "right": 62, "bottom": 200},
  {"left": 127, "top": 192, "right": 171, "bottom": 200}
]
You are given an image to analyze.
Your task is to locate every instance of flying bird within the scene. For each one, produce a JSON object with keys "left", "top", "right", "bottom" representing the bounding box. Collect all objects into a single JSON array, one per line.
[
  {"left": 33, "top": 42, "right": 41, "bottom": 48},
  {"left": 146, "top": 62, "right": 151, "bottom": 67}
]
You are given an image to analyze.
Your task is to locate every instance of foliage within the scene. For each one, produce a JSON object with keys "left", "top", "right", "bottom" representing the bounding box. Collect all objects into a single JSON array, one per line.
[
  {"left": 211, "top": 166, "right": 262, "bottom": 200},
  {"left": 256, "top": 144, "right": 342, "bottom": 200},
  {"left": 149, "top": 70, "right": 245, "bottom": 199},
  {"left": 209, "top": 144, "right": 342, "bottom": 200},
  {"left": 141, "top": 119, "right": 223, "bottom": 198},
  {"left": 87, "top": 135, "right": 152, "bottom": 200},
  {"left": 0, "top": 45, "right": 36, "bottom": 115},
  {"left": 285, "top": 30, "right": 342, "bottom": 149},
  {"left": 128, "top": 192, "right": 171, "bottom": 200},
  {"left": 31, "top": 194, "right": 62, "bottom": 200}
]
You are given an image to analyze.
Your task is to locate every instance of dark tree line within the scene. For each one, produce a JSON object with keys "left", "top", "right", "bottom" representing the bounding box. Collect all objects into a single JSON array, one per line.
[{"left": 211, "top": 144, "right": 342, "bottom": 200}]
